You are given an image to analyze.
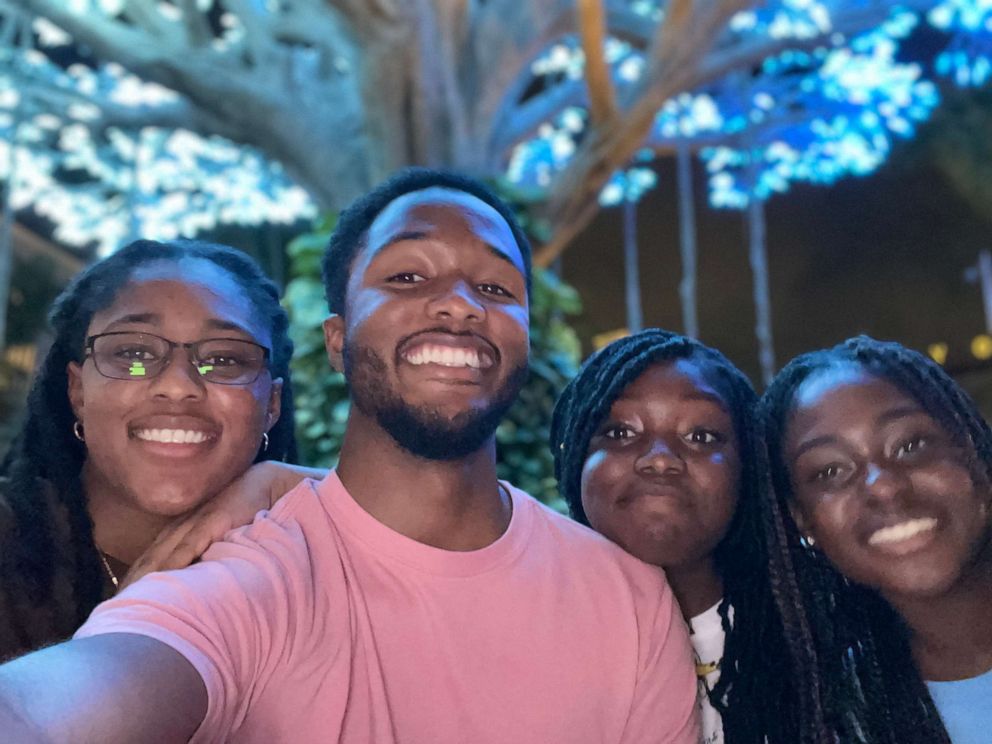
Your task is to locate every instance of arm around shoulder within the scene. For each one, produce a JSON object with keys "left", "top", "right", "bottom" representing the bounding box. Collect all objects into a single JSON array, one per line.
[{"left": 0, "top": 633, "right": 207, "bottom": 744}]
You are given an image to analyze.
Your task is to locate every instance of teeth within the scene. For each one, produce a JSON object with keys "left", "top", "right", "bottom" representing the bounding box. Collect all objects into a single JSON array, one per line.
[
  {"left": 134, "top": 428, "right": 209, "bottom": 444},
  {"left": 404, "top": 344, "right": 485, "bottom": 369},
  {"left": 868, "top": 518, "right": 938, "bottom": 546}
]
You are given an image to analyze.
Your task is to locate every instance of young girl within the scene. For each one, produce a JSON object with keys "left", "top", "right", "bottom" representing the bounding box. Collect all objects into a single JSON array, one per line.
[
  {"left": 551, "top": 329, "right": 801, "bottom": 744},
  {"left": 760, "top": 335, "right": 992, "bottom": 744}
]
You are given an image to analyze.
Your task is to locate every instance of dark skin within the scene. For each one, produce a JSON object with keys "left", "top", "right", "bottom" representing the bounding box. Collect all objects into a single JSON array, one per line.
[
  {"left": 785, "top": 364, "right": 992, "bottom": 681},
  {"left": 323, "top": 186, "right": 529, "bottom": 550},
  {"left": 579, "top": 359, "right": 741, "bottom": 618},
  {"left": 0, "top": 187, "right": 531, "bottom": 742}
]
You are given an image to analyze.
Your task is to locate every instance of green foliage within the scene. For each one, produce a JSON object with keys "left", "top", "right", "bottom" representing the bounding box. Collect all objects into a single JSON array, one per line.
[{"left": 283, "top": 215, "right": 582, "bottom": 510}]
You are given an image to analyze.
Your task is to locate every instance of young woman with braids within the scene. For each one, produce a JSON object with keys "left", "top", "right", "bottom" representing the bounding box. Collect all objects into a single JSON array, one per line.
[
  {"left": 0, "top": 238, "right": 316, "bottom": 659},
  {"left": 551, "top": 328, "right": 800, "bottom": 744},
  {"left": 761, "top": 335, "right": 992, "bottom": 744}
]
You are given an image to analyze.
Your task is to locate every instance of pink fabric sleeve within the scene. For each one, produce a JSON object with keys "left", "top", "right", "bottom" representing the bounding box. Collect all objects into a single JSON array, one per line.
[
  {"left": 619, "top": 579, "right": 701, "bottom": 743},
  {"left": 75, "top": 508, "right": 315, "bottom": 742}
]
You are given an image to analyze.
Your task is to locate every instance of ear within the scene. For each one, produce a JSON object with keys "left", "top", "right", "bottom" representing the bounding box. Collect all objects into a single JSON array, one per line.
[
  {"left": 67, "top": 361, "right": 85, "bottom": 421},
  {"left": 265, "top": 378, "right": 283, "bottom": 431},
  {"left": 323, "top": 315, "right": 345, "bottom": 373}
]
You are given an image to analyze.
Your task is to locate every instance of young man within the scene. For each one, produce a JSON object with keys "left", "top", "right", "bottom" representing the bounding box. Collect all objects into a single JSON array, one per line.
[{"left": 0, "top": 169, "right": 698, "bottom": 743}]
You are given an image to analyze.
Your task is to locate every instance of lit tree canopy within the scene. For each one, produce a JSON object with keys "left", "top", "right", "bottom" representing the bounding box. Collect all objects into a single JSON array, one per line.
[{"left": 0, "top": 0, "right": 989, "bottom": 258}]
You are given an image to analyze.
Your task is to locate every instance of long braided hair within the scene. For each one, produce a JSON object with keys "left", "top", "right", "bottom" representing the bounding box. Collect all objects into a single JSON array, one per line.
[
  {"left": 0, "top": 239, "right": 296, "bottom": 639},
  {"left": 758, "top": 335, "right": 989, "bottom": 744},
  {"left": 550, "top": 328, "right": 804, "bottom": 744}
]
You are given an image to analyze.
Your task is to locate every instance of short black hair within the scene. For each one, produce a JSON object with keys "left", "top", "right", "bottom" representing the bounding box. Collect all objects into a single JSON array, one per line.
[
  {"left": 0, "top": 238, "right": 296, "bottom": 638},
  {"left": 758, "top": 335, "right": 979, "bottom": 744},
  {"left": 321, "top": 167, "right": 533, "bottom": 315},
  {"left": 551, "top": 328, "right": 804, "bottom": 743}
]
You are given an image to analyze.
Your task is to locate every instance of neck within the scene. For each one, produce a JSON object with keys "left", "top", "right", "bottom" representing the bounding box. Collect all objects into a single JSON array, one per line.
[
  {"left": 82, "top": 461, "right": 173, "bottom": 566},
  {"left": 665, "top": 557, "right": 723, "bottom": 620},
  {"left": 884, "top": 548, "right": 992, "bottom": 681},
  {"left": 336, "top": 411, "right": 511, "bottom": 551}
]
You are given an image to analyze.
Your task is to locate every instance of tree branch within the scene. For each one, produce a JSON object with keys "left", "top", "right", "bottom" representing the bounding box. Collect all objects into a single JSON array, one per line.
[{"left": 578, "top": 0, "right": 616, "bottom": 126}]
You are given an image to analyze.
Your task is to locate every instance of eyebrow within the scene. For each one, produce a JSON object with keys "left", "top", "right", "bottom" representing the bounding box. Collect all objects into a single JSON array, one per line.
[
  {"left": 683, "top": 391, "right": 730, "bottom": 410},
  {"left": 792, "top": 405, "right": 929, "bottom": 460},
  {"left": 101, "top": 313, "right": 253, "bottom": 337},
  {"left": 376, "top": 230, "right": 521, "bottom": 271}
]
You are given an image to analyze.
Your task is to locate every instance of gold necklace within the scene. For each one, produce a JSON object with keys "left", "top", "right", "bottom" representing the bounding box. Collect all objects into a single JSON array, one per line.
[{"left": 98, "top": 550, "right": 120, "bottom": 592}]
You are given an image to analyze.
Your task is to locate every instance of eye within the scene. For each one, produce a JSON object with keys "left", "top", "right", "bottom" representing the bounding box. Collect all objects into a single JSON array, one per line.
[
  {"left": 112, "top": 344, "right": 159, "bottom": 362},
  {"left": 895, "top": 435, "right": 928, "bottom": 459},
  {"left": 200, "top": 353, "right": 244, "bottom": 368},
  {"left": 813, "top": 464, "right": 842, "bottom": 482},
  {"left": 386, "top": 272, "right": 425, "bottom": 284},
  {"left": 685, "top": 429, "right": 723, "bottom": 445},
  {"left": 477, "top": 282, "right": 515, "bottom": 299},
  {"left": 602, "top": 424, "right": 636, "bottom": 441}
]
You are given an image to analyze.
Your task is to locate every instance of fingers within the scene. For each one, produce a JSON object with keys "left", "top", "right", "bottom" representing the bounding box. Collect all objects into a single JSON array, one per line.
[{"left": 123, "top": 509, "right": 234, "bottom": 589}]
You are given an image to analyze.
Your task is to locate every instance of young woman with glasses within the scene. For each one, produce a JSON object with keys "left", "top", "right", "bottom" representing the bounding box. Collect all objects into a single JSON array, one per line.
[{"left": 0, "top": 239, "right": 309, "bottom": 659}]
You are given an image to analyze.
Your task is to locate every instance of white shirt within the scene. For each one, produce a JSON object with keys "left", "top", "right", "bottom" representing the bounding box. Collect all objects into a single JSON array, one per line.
[{"left": 689, "top": 600, "right": 727, "bottom": 744}]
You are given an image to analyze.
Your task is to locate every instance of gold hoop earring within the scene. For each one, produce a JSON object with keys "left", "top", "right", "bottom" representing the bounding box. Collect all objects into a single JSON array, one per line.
[{"left": 73, "top": 421, "right": 85, "bottom": 443}]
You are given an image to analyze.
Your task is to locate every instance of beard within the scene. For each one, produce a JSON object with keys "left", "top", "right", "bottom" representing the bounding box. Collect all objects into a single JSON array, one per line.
[{"left": 343, "top": 339, "right": 528, "bottom": 461}]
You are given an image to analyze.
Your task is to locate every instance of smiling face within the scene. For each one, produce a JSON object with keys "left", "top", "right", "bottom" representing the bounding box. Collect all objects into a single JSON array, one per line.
[
  {"left": 67, "top": 259, "right": 282, "bottom": 519},
  {"left": 579, "top": 358, "right": 741, "bottom": 569},
  {"left": 324, "top": 187, "right": 530, "bottom": 460},
  {"left": 783, "top": 363, "right": 992, "bottom": 600}
]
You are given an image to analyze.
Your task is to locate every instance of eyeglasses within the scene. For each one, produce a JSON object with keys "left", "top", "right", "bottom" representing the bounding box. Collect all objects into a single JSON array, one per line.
[{"left": 85, "top": 331, "right": 271, "bottom": 386}]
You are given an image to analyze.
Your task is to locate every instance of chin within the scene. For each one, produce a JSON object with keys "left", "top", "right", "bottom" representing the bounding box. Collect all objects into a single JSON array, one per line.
[{"left": 137, "top": 490, "right": 213, "bottom": 519}]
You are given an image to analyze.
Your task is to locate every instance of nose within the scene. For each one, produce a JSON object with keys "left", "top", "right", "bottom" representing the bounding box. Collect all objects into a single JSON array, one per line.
[
  {"left": 150, "top": 350, "right": 207, "bottom": 401},
  {"left": 427, "top": 279, "right": 485, "bottom": 323},
  {"left": 635, "top": 438, "right": 685, "bottom": 476},
  {"left": 862, "top": 462, "right": 909, "bottom": 508}
]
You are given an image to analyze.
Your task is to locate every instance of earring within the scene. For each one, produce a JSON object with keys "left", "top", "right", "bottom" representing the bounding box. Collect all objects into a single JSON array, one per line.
[
  {"left": 73, "top": 421, "right": 85, "bottom": 443},
  {"left": 801, "top": 533, "right": 816, "bottom": 549},
  {"left": 262, "top": 432, "right": 269, "bottom": 452}
]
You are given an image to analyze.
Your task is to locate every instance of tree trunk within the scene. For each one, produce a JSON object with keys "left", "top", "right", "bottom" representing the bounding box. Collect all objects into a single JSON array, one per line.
[
  {"left": 747, "top": 195, "right": 775, "bottom": 386},
  {"left": 676, "top": 142, "right": 699, "bottom": 338},
  {"left": 623, "top": 197, "right": 643, "bottom": 333}
]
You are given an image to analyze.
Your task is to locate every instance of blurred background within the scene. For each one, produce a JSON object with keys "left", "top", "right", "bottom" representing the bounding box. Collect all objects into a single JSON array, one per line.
[{"left": 2, "top": 0, "right": 991, "bottom": 506}]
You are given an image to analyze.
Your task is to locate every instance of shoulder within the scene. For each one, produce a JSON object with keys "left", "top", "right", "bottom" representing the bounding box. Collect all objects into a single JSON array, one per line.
[{"left": 506, "top": 484, "right": 670, "bottom": 596}]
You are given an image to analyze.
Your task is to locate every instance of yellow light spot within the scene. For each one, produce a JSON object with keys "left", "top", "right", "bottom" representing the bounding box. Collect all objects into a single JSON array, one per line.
[
  {"left": 972, "top": 335, "right": 992, "bottom": 361},
  {"left": 593, "top": 328, "right": 630, "bottom": 350},
  {"left": 927, "top": 343, "right": 948, "bottom": 366},
  {"left": 128, "top": 362, "right": 146, "bottom": 377},
  {"left": 197, "top": 365, "right": 214, "bottom": 376}
]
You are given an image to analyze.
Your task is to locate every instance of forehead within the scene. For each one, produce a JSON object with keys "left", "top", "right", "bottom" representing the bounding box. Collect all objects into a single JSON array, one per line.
[
  {"left": 362, "top": 187, "right": 525, "bottom": 274},
  {"left": 614, "top": 357, "right": 731, "bottom": 411},
  {"left": 88, "top": 259, "right": 267, "bottom": 342},
  {"left": 792, "top": 364, "right": 910, "bottom": 413},
  {"left": 788, "top": 363, "right": 924, "bottom": 434}
]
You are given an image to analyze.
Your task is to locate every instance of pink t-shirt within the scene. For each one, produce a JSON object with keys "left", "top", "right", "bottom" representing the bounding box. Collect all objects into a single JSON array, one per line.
[{"left": 77, "top": 472, "right": 699, "bottom": 743}]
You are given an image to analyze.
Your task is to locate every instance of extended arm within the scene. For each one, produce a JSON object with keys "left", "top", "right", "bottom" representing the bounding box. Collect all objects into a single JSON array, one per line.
[{"left": 0, "top": 634, "right": 207, "bottom": 744}]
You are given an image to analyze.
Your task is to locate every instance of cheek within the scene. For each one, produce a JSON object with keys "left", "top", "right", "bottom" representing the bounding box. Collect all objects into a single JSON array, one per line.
[
  {"left": 215, "top": 385, "right": 272, "bottom": 440},
  {"left": 579, "top": 451, "right": 623, "bottom": 529}
]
